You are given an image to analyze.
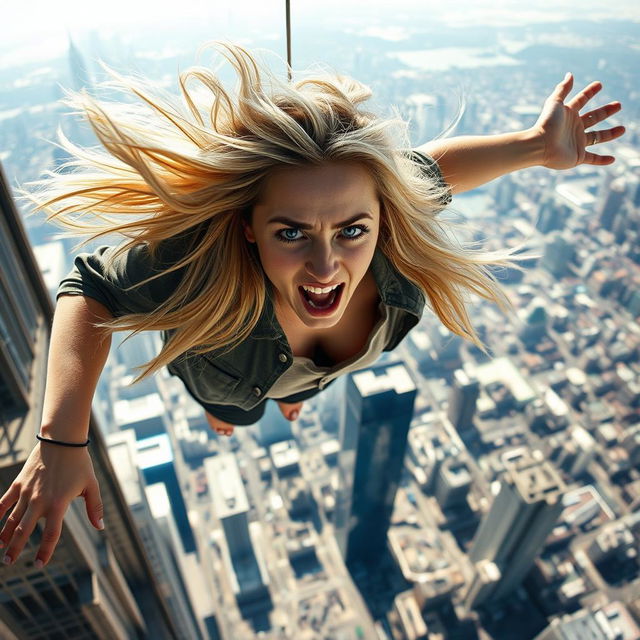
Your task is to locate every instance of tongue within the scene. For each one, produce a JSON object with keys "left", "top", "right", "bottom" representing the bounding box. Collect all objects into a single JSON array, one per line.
[{"left": 304, "top": 287, "right": 339, "bottom": 308}]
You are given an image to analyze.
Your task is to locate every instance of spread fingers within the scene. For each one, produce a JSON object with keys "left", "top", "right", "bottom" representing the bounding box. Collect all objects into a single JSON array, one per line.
[
  {"left": 567, "top": 80, "right": 602, "bottom": 111},
  {"left": 581, "top": 102, "right": 622, "bottom": 128},
  {"left": 34, "top": 510, "right": 65, "bottom": 568},
  {"left": 2, "top": 503, "right": 40, "bottom": 565},
  {"left": 0, "top": 493, "right": 28, "bottom": 550}
]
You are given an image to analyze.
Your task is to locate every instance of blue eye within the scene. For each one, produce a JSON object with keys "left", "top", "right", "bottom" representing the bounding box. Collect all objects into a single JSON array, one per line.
[
  {"left": 341, "top": 225, "right": 365, "bottom": 239},
  {"left": 276, "top": 224, "right": 370, "bottom": 244},
  {"left": 278, "top": 228, "right": 303, "bottom": 242}
]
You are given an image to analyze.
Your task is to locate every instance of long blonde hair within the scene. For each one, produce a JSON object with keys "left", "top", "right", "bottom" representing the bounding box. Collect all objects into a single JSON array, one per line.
[{"left": 19, "top": 41, "right": 529, "bottom": 382}]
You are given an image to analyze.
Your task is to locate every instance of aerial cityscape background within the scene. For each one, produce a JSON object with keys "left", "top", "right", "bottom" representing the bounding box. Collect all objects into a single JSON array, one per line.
[{"left": 1, "top": 2, "right": 639, "bottom": 639}]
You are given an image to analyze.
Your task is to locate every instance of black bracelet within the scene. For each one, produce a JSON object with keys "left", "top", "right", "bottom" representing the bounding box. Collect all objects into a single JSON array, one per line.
[{"left": 36, "top": 434, "right": 90, "bottom": 448}]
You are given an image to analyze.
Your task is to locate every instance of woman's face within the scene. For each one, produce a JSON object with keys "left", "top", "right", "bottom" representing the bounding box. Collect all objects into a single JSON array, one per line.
[{"left": 245, "top": 161, "right": 381, "bottom": 330}]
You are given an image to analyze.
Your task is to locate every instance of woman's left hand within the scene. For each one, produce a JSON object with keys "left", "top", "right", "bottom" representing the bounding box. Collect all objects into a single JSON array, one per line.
[{"left": 532, "top": 73, "right": 625, "bottom": 170}]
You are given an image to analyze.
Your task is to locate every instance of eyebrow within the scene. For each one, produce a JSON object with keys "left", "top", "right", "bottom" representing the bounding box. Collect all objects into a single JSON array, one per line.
[{"left": 266, "top": 213, "right": 373, "bottom": 230}]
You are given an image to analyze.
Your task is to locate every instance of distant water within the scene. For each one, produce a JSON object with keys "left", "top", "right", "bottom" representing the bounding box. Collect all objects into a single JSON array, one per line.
[{"left": 389, "top": 48, "right": 521, "bottom": 71}]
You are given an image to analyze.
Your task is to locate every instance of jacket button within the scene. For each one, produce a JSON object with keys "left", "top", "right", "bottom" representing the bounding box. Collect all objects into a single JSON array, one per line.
[
  {"left": 253, "top": 386, "right": 262, "bottom": 397},
  {"left": 278, "top": 353, "right": 288, "bottom": 363}
]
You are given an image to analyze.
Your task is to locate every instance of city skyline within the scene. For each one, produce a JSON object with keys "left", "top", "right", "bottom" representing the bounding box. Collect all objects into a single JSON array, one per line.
[{"left": 1, "top": 8, "right": 639, "bottom": 640}]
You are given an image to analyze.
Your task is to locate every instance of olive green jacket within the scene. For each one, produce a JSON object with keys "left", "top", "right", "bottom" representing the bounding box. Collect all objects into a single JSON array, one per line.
[{"left": 57, "top": 151, "right": 450, "bottom": 411}]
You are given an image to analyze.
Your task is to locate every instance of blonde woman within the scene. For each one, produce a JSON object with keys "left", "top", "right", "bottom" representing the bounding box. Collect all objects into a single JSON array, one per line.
[{"left": 0, "top": 43, "right": 624, "bottom": 569}]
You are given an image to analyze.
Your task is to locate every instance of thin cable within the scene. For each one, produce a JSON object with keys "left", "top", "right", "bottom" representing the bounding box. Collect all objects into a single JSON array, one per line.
[{"left": 285, "top": 0, "right": 292, "bottom": 81}]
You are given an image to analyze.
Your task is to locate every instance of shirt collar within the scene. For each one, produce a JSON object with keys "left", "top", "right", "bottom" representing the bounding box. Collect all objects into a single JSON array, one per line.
[{"left": 251, "top": 246, "right": 425, "bottom": 340}]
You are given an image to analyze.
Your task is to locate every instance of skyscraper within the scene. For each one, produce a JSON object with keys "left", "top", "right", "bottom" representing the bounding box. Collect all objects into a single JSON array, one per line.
[
  {"left": 334, "top": 361, "right": 417, "bottom": 568},
  {"left": 464, "top": 449, "right": 565, "bottom": 609},
  {"left": 535, "top": 196, "right": 569, "bottom": 235},
  {"left": 596, "top": 176, "right": 626, "bottom": 231},
  {"left": 519, "top": 298, "right": 549, "bottom": 348},
  {"left": 256, "top": 399, "right": 294, "bottom": 447},
  {"left": 204, "top": 453, "right": 271, "bottom": 612},
  {"left": 434, "top": 457, "right": 472, "bottom": 510},
  {"left": 64, "top": 36, "right": 98, "bottom": 156},
  {"left": 542, "top": 232, "right": 575, "bottom": 279},
  {"left": 136, "top": 433, "right": 197, "bottom": 554},
  {"left": 446, "top": 368, "right": 480, "bottom": 434},
  {"left": 534, "top": 602, "right": 640, "bottom": 640},
  {"left": 0, "top": 162, "right": 180, "bottom": 638},
  {"left": 68, "top": 35, "right": 94, "bottom": 94},
  {"left": 106, "top": 430, "right": 204, "bottom": 640}
]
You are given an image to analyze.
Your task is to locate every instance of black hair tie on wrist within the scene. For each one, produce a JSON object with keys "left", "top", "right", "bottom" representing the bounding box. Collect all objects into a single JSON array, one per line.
[{"left": 36, "top": 434, "right": 90, "bottom": 448}]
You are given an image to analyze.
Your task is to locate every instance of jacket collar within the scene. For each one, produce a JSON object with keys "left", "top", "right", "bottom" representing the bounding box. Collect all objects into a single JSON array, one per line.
[{"left": 251, "top": 247, "right": 425, "bottom": 340}]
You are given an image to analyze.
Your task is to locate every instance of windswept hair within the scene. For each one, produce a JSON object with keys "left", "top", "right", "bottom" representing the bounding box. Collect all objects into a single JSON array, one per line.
[{"left": 19, "top": 41, "right": 529, "bottom": 383}]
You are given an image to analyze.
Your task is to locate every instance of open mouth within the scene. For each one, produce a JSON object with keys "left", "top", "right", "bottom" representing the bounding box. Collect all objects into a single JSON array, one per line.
[{"left": 299, "top": 283, "right": 345, "bottom": 316}]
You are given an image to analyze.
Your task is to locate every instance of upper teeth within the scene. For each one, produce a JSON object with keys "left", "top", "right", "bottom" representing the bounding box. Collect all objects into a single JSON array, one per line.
[{"left": 302, "top": 284, "right": 340, "bottom": 294}]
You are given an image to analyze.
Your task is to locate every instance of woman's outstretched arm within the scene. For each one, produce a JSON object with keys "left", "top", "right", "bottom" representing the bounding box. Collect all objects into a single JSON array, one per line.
[
  {"left": 417, "top": 73, "right": 626, "bottom": 195},
  {"left": 0, "top": 295, "right": 112, "bottom": 568}
]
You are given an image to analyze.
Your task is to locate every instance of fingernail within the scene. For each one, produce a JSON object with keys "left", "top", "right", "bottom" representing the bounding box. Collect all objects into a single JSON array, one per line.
[
  {"left": 291, "top": 410, "right": 298, "bottom": 420},
  {"left": 3, "top": 554, "right": 12, "bottom": 565},
  {"left": 98, "top": 519, "right": 105, "bottom": 530},
  {"left": 34, "top": 559, "right": 43, "bottom": 570}
]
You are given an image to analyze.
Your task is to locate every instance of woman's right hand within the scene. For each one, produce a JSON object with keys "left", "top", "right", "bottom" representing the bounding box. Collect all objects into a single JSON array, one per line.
[{"left": 0, "top": 440, "right": 105, "bottom": 568}]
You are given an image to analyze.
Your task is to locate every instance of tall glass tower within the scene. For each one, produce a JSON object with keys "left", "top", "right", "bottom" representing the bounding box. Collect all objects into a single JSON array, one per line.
[
  {"left": 0, "top": 163, "right": 181, "bottom": 638},
  {"left": 464, "top": 449, "right": 565, "bottom": 609},
  {"left": 334, "top": 361, "right": 417, "bottom": 569}
]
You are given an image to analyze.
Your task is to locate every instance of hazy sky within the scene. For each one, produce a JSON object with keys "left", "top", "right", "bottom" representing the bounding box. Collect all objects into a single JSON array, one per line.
[
  {"left": 2, "top": 1, "right": 638, "bottom": 72},
  {"left": 5, "top": 0, "right": 639, "bottom": 44}
]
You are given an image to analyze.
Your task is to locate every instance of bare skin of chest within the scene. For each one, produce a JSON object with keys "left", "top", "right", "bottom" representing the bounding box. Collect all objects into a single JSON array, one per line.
[{"left": 278, "top": 270, "right": 381, "bottom": 366}]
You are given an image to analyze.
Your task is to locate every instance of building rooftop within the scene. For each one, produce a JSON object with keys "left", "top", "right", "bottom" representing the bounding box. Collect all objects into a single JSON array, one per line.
[
  {"left": 114, "top": 392, "right": 165, "bottom": 425},
  {"left": 352, "top": 363, "right": 415, "bottom": 396},
  {"left": 105, "top": 430, "right": 143, "bottom": 506},
  {"left": 555, "top": 180, "right": 596, "bottom": 211},
  {"left": 204, "top": 453, "right": 249, "bottom": 518},
  {"left": 270, "top": 439, "right": 301, "bottom": 470},
  {"left": 145, "top": 482, "right": 171, "bottom": 519},
  {"left": 136, "top": 433, "right": 174, "bottom": 469},
  {"left": 475, "top": 357, "right": 536, "bottom": 404}
]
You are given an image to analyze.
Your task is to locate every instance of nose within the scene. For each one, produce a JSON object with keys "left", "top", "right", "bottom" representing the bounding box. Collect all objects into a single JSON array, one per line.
[{"left": 305, "top": 240, "right": 340, "bottom": 283}]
